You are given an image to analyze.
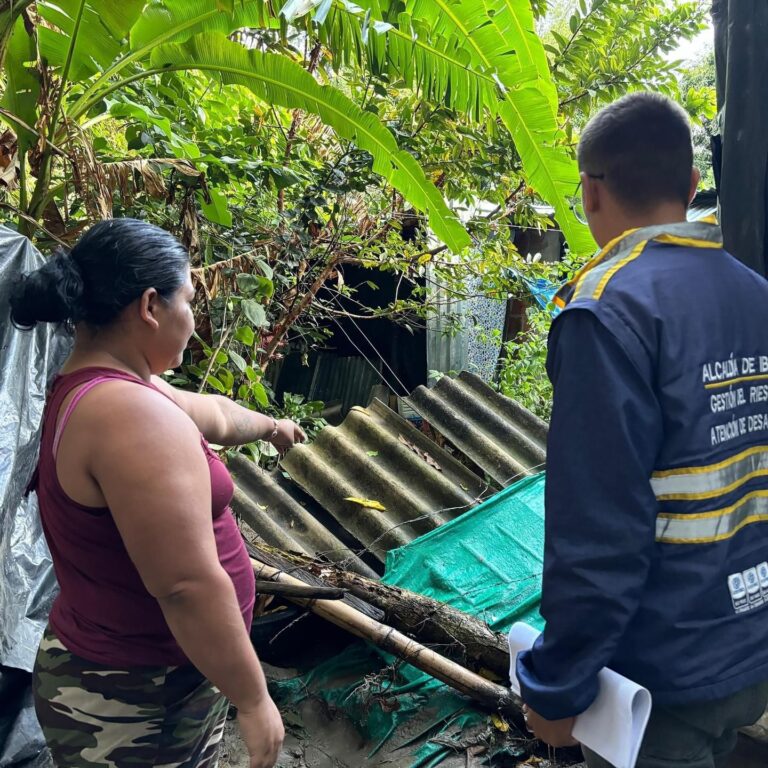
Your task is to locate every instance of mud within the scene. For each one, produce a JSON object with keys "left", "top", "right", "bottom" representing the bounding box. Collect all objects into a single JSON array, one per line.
[{"left": 219, "top": 702, "right": 768, "bottom": 768}]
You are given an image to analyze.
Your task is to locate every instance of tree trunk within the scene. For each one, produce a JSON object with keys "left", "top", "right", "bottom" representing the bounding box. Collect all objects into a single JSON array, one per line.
[
  {"left": 247, "top": 542, "right": 511, "bottom": 680},
  {"left": 312, "top": 569, "right": 510, "bottom": 680},
  {"left": 251, "top": 558, "right": 522, "bottom": 717}
]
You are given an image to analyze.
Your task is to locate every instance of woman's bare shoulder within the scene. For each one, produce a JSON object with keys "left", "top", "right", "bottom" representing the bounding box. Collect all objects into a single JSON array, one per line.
[{"left": 75, "top": 378, "right": 199, "bottom": 448}]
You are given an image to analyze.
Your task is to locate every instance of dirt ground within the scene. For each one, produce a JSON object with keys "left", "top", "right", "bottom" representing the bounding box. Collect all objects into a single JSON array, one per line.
[
  {"left": 217, "top": 650, "right": 768, "bottom": 768},
  {"left": 218, "top": 689, "right": 768, "bottom": 768},
  {"left": 220, "top": 714, "right": 768, "bottom": 768},
  {"left": 218, "top": 706, "right": 577, "bottom": 768},
  {"left": 216, "top": 661, "right": 570, "bottom": 768},
  {"left": 218, "top": 699, "right": 375, "bottom": 768}
]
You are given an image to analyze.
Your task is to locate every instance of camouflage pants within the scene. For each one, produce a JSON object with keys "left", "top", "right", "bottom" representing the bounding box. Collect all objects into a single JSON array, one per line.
[{"left": 33, "top": 626, "right": 229, "bottom": 768}]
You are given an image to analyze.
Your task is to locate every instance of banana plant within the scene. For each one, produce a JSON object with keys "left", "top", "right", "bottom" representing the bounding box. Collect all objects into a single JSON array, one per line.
[
  {"left": 284, "top": 0, "right": 596, "bottom": 255},
  {"left": 0, "top": 0, "right": 707, "bottom": 256},
  {"left": 0, "top": 1, "right": 34, "bottom": 67},
  {"left": 1, "top": 0, "right": 470, "bottom": 251}
]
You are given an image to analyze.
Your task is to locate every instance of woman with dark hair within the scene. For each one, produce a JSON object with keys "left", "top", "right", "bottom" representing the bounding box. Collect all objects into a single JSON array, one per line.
[{"left": 10, "top": 218, "right": 304, "bottom": 768}]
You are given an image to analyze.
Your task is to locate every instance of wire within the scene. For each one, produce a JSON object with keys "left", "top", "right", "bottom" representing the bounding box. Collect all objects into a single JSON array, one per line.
[
  {"left": 329, "top": 315, "right": 410, "bottom": 397},
  {"left": 331, "top": 294, "right": 412, "bottom": 397}
]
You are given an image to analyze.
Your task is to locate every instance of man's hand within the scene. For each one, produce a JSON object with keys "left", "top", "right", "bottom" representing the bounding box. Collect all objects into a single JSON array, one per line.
[{"left": 523, "top": 705, "right": 578, "bottom": 748}]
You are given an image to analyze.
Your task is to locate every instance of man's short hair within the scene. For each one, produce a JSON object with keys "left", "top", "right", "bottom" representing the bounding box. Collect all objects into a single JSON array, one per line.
[{"left": 577, "top": 92, "right": 694, "bottom": 211}]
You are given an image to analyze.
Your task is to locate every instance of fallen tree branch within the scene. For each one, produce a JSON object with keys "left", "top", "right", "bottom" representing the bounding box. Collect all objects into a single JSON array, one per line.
[
  {"left": 247, "top": 544, "right": 768, "bottom": 749},
  {"left": 251, "top": 558, "right": 521, "bottom": 716},
  {"left": 244, "top": 540, "right": 384, "bottom": 621},
  {"left": 247, "top": 541, "right": 510, "bottom": 679},
  {"left": 305, "top": 568, "right": 510, "bottom": 679}
]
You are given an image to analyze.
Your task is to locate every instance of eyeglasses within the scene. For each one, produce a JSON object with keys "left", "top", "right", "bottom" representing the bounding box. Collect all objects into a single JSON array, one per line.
[{"left": 568, "top": 172, "right": 605, "bottom": 225}]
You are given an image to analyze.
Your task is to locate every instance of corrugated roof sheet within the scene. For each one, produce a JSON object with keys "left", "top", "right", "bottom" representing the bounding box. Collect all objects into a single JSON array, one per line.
[
  {"left": 281, "top": 399, "right": 488, "bottom": 561},
  {"left": 407, "top": 372, "right": 547, "bottom": 485},
  {"left": 231, "top": 373, "right": 547, "bottom": 574},
  {"left": 229, "top": 456, "right": 378, "bottom": 578}
]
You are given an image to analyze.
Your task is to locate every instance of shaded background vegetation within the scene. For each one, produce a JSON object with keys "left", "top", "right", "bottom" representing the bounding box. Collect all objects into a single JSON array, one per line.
[{"left": 0, "top": 0, "right": 715, "bottom": 439}]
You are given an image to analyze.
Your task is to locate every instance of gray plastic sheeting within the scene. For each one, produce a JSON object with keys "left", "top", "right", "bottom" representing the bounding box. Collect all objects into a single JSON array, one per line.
[{"left": 0, "top": 226, "right": 70, "bottom": 767}]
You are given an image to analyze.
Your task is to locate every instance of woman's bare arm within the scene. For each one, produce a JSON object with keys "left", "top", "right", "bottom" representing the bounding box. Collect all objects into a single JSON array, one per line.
[
  {"left": 151, "top": 377, "right": 305, "bottom": 450},
  {"left": 87, "top": 383, "right": 269, "bottom": 711}
]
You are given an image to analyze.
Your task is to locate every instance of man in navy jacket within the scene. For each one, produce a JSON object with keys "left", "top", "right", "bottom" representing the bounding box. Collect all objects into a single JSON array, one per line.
[{"left": 518, "top": 92, "right": 768, "bottom": 767}]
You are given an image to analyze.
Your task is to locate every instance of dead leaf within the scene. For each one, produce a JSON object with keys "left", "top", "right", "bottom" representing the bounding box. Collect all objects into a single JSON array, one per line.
[
  {"left": 490, "top": 713, "right": 509, "bottom": 732},
  {"left": 102, "top": 158, "right": 203, "bottom": 204},
  {"left": 377, "top": 696, "right": 401, "bottom": 713},
  {"left": 397, "top": 434, "right": 443, "bottom": 472},
  {"left": 42, "top": 200, "right": 65, "bottom": 237},
  {"left": 252, "top": 593, "right": 274, "bottom": 617},
  {"left": 66, "top": 119, "right": 112, "bottom": 219},
  {"left": 424, "top": 454, "right": 442, "bottom": 470},
  {"left": 179, "top": 190, "right": 200, "bottom": 258},
  {"left": 417, "top": 251, "right": 432, "bottom": 265},
  {"left": 0, "top": 129, "right": 18, "bottom": 189},
  {"left": 345, "top": 496, "right": 386, "bottom": 512}
]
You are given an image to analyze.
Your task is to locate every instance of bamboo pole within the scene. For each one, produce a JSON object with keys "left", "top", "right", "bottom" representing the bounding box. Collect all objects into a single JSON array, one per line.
[
  {"left": 251, "top": 559, "right": 521, "bottom": 716},
  {"left": 247, "top": 540, "right": 510, "bottom": 677}
]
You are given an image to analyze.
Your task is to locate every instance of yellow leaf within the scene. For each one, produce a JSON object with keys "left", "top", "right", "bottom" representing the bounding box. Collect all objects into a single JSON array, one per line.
[
  {"left": 491, "top": 713, "right": 510, "bottom": 732},
  {"left": 345, "top": 497, "right": 387, "bottom": 512}
]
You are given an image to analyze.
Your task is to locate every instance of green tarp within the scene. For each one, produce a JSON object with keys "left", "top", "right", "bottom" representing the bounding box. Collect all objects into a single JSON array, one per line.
[{"left": 272, "top": 473, "right": 547, "bottom": 767}]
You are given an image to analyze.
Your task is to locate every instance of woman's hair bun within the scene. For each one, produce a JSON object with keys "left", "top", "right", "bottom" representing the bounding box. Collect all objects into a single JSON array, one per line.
[
  {"left": 10, "top": 218, "right": 190, "bottom": 331},
  {"left": 9, "top": 249, "right": 85, "bottom": 329}
]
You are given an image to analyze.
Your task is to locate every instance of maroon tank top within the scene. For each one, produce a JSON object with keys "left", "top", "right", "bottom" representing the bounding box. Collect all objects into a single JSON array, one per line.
[{"left": 34, "top": 367, "right": 255, "bottom": 667}]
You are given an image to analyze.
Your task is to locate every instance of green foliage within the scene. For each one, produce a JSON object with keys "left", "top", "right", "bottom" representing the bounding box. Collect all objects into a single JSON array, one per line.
[
  {"left": 150, "top": 30, "right": 470, "bottom": 251},
  {"left": 543, "top": 0, "right": 709, "bottom": 128},
  {"left": 0, "top": 0, "right": 715, "bottom": 454},
  {"left": 280, "top": 392, "right": 327, "bottom": 440},
  {"left": 494, "top": 249, "right": 588, "bottom": 419},
  {"left": 199, "top": 187, "right": 233, "bottom": 227},
  {"left": 235, "top": 392, "right": 327, "bottom": 465},
  {"left": 680, "top": 48, "right": 717, "bottom": 189},
  {"left": 496, "top": 91, "right": 594, "bottom": 256},
  {"left": 497, "top": 305, "right": 553, "bottom": 420},
  {"left": 1, "top": 17, "right": 40, "bottom": 153},
  {"left": 37, "top": 0, "right": 145, "bottom": 81},
  {"left": 3, "top": 0, "right": 467, "bottom": 250},
  {"left": 129, "top": 0, "right": 276, "bottom": 49},
  {"left": 306, "top": 0, "right": 595, "bottom": 255}
]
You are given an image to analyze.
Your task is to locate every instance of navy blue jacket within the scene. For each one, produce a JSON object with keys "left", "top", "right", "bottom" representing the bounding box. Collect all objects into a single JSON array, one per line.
[{"left": 517, "top": 221, "right": 768, "bottom": 720}]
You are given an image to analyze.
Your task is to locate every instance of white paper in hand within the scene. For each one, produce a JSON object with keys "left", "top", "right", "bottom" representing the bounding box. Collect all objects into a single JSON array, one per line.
[{"left": 507, "top": 623, "right": 652, "bottom": 768}]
